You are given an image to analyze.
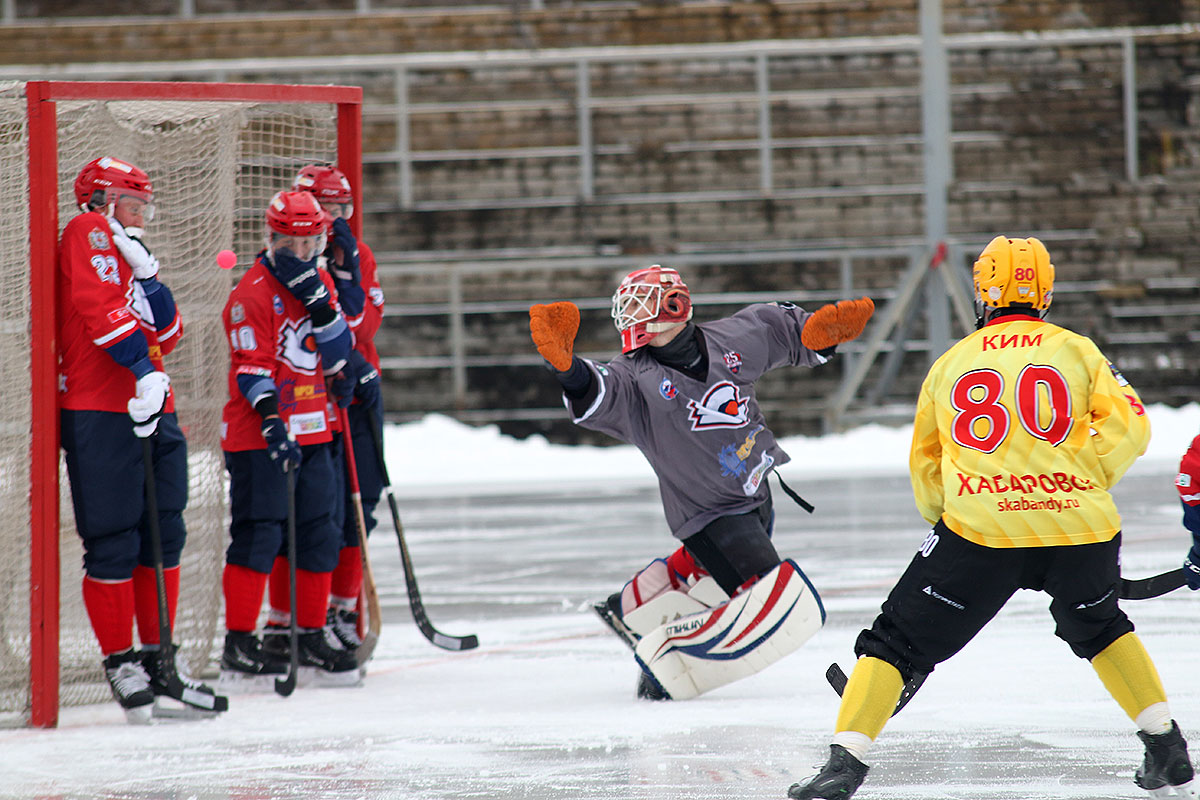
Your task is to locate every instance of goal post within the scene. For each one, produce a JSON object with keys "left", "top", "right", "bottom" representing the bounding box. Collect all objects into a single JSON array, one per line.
[{"left": 14, "top": 80, "right": 362, "bottom": 728}]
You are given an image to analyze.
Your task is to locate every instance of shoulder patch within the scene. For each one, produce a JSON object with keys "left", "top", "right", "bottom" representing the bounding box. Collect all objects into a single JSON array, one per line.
[
  {"left": 88, "top": 228, "right": 110, "bottom": 251},
  {"left": 273, "top": 295, "right": 285, "bottom": 315},
  {"left": 772, "top": 301, "right": 798, "bottom": 310},
  {"left": 369, "top": 286, "right": 385, "bottom": 306},
  {"left": 230, "top": 302, "right": 245, "bottom": 324}
]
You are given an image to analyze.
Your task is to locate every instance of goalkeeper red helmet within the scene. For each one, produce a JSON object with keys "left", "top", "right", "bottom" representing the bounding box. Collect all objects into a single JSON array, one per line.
[
  {"left": 73, "top": 156, "right": 153, "bottom": 211},
  {"left": 265, "top": 190, "right": 330, "bottom": 237},
  {"left": 611, "top": 265, "right": 693, "bottom": 353}
]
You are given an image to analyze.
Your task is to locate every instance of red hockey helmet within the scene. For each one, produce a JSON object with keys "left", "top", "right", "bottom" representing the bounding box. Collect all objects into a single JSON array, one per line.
[
  {"left": 611, "top": 265, "right": 693, "bottom": 353},
  {"left": 266, "top": 190, "right": 330, "bottom": 237},
  {"left": 73, "top": 156, "right": 154, "bottom": 213},
  {"left": 265, "top": 191, "right": 330, "bottom": 260},
  {"left": 292, "top": 164, "right": 354, "bottom": 217}
]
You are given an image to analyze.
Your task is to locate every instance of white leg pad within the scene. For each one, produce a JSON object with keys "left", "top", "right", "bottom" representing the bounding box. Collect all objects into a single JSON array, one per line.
[
  {"left": 633, "top": 559, "right": 825, "bottom": 700},
  {"left": 622, "top": 577, "right": 730, "bottom": 638}
]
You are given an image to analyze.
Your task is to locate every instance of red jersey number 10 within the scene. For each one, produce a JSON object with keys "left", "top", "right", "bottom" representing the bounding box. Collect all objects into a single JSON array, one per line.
[{"left": 950, "top": 365, "right": 1073, "bottom": 454}]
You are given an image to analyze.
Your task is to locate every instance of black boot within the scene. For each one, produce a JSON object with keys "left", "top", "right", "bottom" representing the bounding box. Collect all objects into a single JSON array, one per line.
[
  {"left": 326, "top": 607, "right": 362, "bottom": 650},
  {"left": 788, "top": 744, "right": 869, "bottom": 800},
  {"left": 1135, "top": 721, "right": 1197, "bottom": 794},
  {"left": 221, "top": 631, "right": 286, "bottom": 676},
  {"left": 103, "top": 648, "right": 154, "bottom": 723},
  {"left": 636, "top": 671, "right": 671, "bottom": 701},
  {"left": 593, "top": 592, "right": 639, "bottom": 650},
  {"left": 141, "top": 646, "right": 218, "bottom": 699},
  {"left": 297, "top": 628, "right": 358, "bottom": 674}
]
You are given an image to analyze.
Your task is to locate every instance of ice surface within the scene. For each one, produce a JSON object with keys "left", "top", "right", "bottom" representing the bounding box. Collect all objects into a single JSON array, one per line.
[{"left": 2, "top": 404, "right": 1197, "bottom": 800}]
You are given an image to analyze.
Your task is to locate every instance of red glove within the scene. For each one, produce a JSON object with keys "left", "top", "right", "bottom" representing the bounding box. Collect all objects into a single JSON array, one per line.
[
  {"left": 529, "top": 302, "right": 580, "bottom": 372},
  {"left": 801, "top": 297, "right": 875, "bottom": 351}
]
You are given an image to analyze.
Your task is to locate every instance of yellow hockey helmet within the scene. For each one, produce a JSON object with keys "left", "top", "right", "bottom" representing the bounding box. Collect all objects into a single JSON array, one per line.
[{"left": 972, "top": 236, "right": 1054, "bottom": 323}]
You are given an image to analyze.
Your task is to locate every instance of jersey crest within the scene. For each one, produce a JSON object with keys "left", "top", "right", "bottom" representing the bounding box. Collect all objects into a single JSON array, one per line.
[
  {"left": 659, "top": 378, "right": 677, "bottom": 400},
  {"left": 687, "top": 381, "right": 749, "bottom": 430},
  {"left": 87, "top": 228, "right": 110, "bottom": 251},
  {"left": 277, "top": 318, "right": 319, "bottom": 374},
  {"left": 722, "top": 351, "right": 742, "bottom": 374}
]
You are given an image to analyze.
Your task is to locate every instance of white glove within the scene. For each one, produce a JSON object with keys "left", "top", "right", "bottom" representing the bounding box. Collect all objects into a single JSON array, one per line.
[
  {"left": 108, "top": 218, "right": 160, "bottom": 281},
  {"left": 128, "top": 371, "right": 170, "bottom": 438}
]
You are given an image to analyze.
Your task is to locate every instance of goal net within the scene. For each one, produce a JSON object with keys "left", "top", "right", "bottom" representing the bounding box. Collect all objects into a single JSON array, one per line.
[{"left": 1, "top": 81, "right": 362, "bottom": 727}]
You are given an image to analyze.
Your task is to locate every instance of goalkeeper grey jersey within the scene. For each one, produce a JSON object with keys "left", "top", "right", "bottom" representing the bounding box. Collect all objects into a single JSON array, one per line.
[{"left": 570, "top": 302, "right": 828, "bottom": 539}]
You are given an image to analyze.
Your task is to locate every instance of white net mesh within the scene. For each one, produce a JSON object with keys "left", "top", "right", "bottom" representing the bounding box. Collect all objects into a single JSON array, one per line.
[{"left": 0, "top": 85, "right": 341, "bottom": 721}]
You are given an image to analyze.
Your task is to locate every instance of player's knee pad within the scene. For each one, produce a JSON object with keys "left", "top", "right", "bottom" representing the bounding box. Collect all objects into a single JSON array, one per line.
[
  {"left": 633, "top": 558, "right": 825, "bottom": 700},
  {"left": 226, "top": 520, "right": 285, "bottom": 574},
  {"left": 139, "top": 510, "right": 187, "bottom": 569},
  {"left": 1049, "top": 582, "right": 1132, "bottom": 659},
  {"left": 82, "top": 528, "right": 140, "bottom": 581}
]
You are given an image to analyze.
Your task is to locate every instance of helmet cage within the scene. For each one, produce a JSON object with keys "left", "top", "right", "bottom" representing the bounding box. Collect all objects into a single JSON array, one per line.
[
  {"left": 265, "top": 191, "right": 330, "bottom": 260},
  {"left": 74, "top": 156, "right": 155, "bottom": 220},
  {"left": 611, "top": 266, "right": 692, "bottom": 353}
]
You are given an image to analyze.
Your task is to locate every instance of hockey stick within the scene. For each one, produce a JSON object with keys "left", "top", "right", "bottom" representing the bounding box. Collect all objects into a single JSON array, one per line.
[
  {"left": 337, "top": 405, "right": 382, "bottom": 663},
  {"left": 825, "top": 662, "right": 925, "bottom": 717},
  {"left": 140, "top": 437, "right": 228, "bottom": 713},
  {"left": 367, "top": 409, "right": 479, "bottom": 651},
  {"left": 274, "top": 465, "right": 299, "bottom": 697},
  {"left": 1120, "top": 568, "right": 1188, "bottom": 600}
]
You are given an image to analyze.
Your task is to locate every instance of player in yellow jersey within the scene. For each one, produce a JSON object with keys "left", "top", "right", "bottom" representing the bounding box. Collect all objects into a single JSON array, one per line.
[{"left": 788, "top": 236, "right": 1197, "bottom": 800}]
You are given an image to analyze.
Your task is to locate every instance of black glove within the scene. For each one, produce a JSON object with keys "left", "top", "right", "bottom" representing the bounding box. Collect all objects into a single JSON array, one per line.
[
  {"left": 329, "top": 218, "right": 365, "bottom": 317},
  {"left": 1185, "top": 546, "right": 1200, "bottom": 591},
  {"left": 269, "top": 250, "right": 330, "bottom": 312},
  {"left": 330, "top": 362, "right": 357, "bottom": 409},
  {"left": 352, "top": 351, "right": 381, "bottom": 409},
  {"left": 261, "top": 416, "right": 301, "bottom": 473}
]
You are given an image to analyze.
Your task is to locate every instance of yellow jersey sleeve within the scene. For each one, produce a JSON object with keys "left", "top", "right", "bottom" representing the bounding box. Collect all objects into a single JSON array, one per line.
[{"left": 908, "top": 319, "right": 1147, "bottom": 548}]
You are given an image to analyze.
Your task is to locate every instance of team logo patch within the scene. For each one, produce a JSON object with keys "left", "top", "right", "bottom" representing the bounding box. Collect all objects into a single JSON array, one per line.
[
  {"left": 277, "top": 319, "right": 319, "bottom": 374},
  {"left": 273, "top": 295, "right": 285, "bottom": 315},
  {"left": 687, "top": 381, "right": 749, "bottom": 430},
  {"left": 773, "top": 301, "right": 798, "bottom": 310},
  {"left": 106, "top": 307, "right": 131, "bottom": 324},
  {"left": 717, "top": 424, "right": 764, "bottom": 478},
  {"left": 723, "top": 351, "right": 742, "bottom": 374},
  {"left": 369, "top": 287, "right": 385, "bottom": 306},
  {"left": 659, "top": 379, "right": 677, "bottom": 400},
  {"left": 742, "top": 452, "right": 774, "bottom": 495},
  {"left": 1179, "top": 473, "right": 1192, "bottom": 488},
  {"left": 88, "top": 228, "right": 110, "bottom": 251},
  {"left": 230, "top": 302, "right": 245, "bottom": 324}
]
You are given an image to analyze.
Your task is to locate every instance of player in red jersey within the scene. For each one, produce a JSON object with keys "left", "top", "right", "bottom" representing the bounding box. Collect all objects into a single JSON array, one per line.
[
  {"left": 1178, "top": 435, "right": 1200, "bottom": 591},
  {"left": 58, "top": 156, "right": 211, "bottom": 722},
  {"left": 273, "top": 165, "right": 384, "bottom": 653},
  {"left": 218, "top": 191, "right": 359, "bottom": 687}
]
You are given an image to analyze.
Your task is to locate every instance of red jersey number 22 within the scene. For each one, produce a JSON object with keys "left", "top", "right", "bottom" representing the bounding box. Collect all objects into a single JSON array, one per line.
[{"left": 950, "top": 365, "right": 1073, "bottom": 454}]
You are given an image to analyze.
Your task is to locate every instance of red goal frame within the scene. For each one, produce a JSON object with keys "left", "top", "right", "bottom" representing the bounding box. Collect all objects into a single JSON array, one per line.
[{"left": 24, "top": 81, "right": 363, "bottom": 728}]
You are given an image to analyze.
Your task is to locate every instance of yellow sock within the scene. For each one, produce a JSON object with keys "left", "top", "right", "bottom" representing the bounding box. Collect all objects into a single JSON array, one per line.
[
  {"left": 1090, "top": 632, "right": 1167, "bottom": 722},
  {"left": 835, "top": 656, "right": 905, "bottom": 740}
]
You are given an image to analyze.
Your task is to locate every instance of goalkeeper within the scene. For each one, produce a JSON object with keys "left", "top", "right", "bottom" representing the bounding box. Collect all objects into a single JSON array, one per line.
[{"left": 529, "top": 266, "right": 873, "bottom": 701}]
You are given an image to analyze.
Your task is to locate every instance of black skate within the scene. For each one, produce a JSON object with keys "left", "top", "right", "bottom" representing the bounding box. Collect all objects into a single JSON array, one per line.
[
  {"left": 103, "top": 649, "right": 154, "bottom": 725},
  {"left": 261, "top": 623, "right": 289, "bottom": 662},
  {"left": 297, "top": 628, "right": 362, "bottom": 688},
  {"left": 593, "top": 592, "right": 639, "bottom": 651},
  {"left": 140, "top": 646, "right": 227, "bottom": 719},
  {"left": 636, "top": 671, "right": 671, "bottom": 701},
  {"left": 327, "top": 607, "right": 362, "bottom": 651},
  {"left": 788, "top": 744, "right": 869, "bottom": 800},
  {"left": 218, "top": 631, "right": 287, "bottom": 694},
  {"left": 1136, "top": 721, "right": 1199, "bottom": 799}
]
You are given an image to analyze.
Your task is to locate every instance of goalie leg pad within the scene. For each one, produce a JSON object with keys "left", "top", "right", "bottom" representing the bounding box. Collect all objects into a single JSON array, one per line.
[
  {"left": 622, "top": 576, "right": 730, "bottom": 639},
  {"left": 633, "top": 559, "right": 825, "bottom": 700}
]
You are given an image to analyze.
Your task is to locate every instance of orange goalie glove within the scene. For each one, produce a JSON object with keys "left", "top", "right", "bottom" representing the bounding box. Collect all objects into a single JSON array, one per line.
[
  {"left": 800, "top": 296, "right": 875, "bottom": 351},
  {"left": 529, "top": 301, "right": 581, "bottom": 372}
]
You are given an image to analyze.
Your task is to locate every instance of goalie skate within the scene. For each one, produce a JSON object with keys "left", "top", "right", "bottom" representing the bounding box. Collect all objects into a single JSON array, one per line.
[{"left": 634, "top": 559, "right": 824, "bottom": 700}]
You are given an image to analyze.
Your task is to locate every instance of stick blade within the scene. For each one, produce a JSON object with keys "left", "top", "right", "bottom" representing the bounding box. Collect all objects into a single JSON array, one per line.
[{"left": 431, "top": 631, "right": 479, "bottom": 651}]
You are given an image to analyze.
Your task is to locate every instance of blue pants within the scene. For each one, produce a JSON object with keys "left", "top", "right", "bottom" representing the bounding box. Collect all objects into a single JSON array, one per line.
[
  {"left": 339, "top": 402, "right": 384, "bottom": 547},
  {"left": 60, "top": 409, "right": 188, "bottom": 580},
  {"left": 225, "top": 443, "right": 341, "bottom": 574}
]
